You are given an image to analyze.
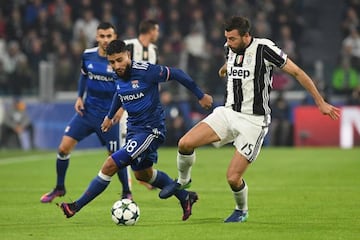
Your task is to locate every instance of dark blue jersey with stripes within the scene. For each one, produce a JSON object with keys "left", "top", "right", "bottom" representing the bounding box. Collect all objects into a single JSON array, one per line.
[{"left": 108, "top": 61, "right": 204, "bottom": 133}]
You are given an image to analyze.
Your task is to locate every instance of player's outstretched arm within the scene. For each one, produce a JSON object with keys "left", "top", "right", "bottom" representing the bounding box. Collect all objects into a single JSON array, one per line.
[
  {"left": 281, "top": 58, "right": 340, "bottom": 120},
  {"left": 169, "top": 67, "right": 213, "bottom": 109}
]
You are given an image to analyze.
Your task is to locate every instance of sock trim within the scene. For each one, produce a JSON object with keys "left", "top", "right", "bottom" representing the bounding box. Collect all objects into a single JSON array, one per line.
[
  {"left": 98, "top": 171, "right": 111, "bottom": 182},
  {"left": 148, "top": 169, "right": 158, "bottom": 184}
]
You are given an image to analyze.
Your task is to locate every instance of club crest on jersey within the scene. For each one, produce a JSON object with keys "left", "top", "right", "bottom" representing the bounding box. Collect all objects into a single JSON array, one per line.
[
  {"left": 106, "top": 64, "right": 113, "bottom": 72},
  {"left": 131, "top": 80, "right": 139, "bottom": 88},
  {"left": 246, "top": 52, "right": 253, "bottom": 65},
  {"left": 87, "top": 63, "right": 93, "bottom": 69},
  {"left": 228, "top": 54, "right": 235, "bottom": 63}
]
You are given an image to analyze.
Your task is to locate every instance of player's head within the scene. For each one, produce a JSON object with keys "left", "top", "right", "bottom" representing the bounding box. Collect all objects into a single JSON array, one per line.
[
  {"left": 96, "top": 22, "right": 118, "bottom": 53},
  {"left": 224, "top": 16, "right": 251, "bottom": 53},
  {"left": 106, "top": 40, "right": 131, "bottom": 77},
  {"left": 139, "top": 19, "right": 160, "bottom": 43}
]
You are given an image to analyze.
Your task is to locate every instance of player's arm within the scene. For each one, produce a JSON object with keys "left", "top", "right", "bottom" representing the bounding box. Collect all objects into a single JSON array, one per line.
[
  {"left": 112, "top": 107, "right": 125, "bottom": 124},
  {"left": 281, "top": 58, "right": 340, "bottom": 120},
  {"left": 218, "top": 62, "right": 227, "bottom": 77},
  {"left": 219, "top": 43, "right": 229, "bottom": 78},
  {"left": 168, "top": 67, "right": 213, "bottom": 109},
  {"left": 101, "top": 92, "right": 122, "bottom": 132},
  {"left": 75, "top": 74, "right": 86, "bottom": 116}
]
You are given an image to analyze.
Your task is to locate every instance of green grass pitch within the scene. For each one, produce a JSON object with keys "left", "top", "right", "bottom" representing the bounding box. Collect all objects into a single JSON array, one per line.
[{"left": 0, "top": 147, "right": 359, "bottom": 240}]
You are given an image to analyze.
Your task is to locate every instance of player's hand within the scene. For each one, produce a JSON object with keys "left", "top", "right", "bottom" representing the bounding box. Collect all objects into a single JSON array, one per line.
[
  {"left": 101, "top": 116, "right": 113, "bottom": 132},
  {"left": 74, "top": 97, "right": 85, "bottom": 116},
  {"left": 218, "top": 69, "right": 227, "bottom": 78},
  {"left": 199, "top": 94, "right": 213, "bottom": 110},
  {"left": 318, "top": 102, "right": 341, "bottom": 120},
  {"left": 218, "top": 63, "right": 227, "bottom": 77}
]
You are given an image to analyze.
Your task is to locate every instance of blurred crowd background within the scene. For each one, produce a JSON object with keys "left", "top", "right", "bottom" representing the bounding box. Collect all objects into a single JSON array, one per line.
[{"left": 0, "top": 0, "right": 359, "bottom": 149}]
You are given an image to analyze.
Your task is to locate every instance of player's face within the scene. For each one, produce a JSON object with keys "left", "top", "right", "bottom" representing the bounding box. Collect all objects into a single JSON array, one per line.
[
  {"left": 96, "top": 28, "right": 117, "bottom": 53},
  {"left": 107, "top": 51, "right": 131, "bottom": 77},
  {"left": 150, "top": 24, "right": 160, "bottom": 43},
  {"left": 225, "top": 29, "right": 248, "bottom": 53}
]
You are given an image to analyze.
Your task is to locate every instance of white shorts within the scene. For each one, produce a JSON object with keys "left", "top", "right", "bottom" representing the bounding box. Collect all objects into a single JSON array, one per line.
[{"left": 202, "top": 106, "right": 270, "bottom": 162}]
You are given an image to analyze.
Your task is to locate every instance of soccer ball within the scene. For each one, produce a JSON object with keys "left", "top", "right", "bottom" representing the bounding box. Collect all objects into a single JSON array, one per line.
[{"left": 111, "top": 199, "right": 140, "bottom": 226}]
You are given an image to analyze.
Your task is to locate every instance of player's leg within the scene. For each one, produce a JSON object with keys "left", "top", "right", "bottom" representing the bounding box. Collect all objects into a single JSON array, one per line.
[
  {"left": 133, "top": 166, "right": 198, "bottom": 221},
  {"left": 224, "top": 115, "right": 269, "bottom": 223},
  {"left": 59, "top": 149, "right": 132, "bottom": 218},
  {"left": 121, "top": 110, "right": 155, "bottom": 191},
  {"left": 100, "top": 122, "right": 132, "bottom": 199},
  {"left": 40, "top": 135, "right": 77, "bottom": 203},
  {"left": 159, "top": 119, "right": 221, "bottom": 199},
  {"left": 41, "top": 114, "right": 93, "bottom": 203},
  {"left": 223, "top": 150, "right": 250, "bottom": 223},
  {"left": 178, "top": 121, "right": 220, "bottom": 183}
]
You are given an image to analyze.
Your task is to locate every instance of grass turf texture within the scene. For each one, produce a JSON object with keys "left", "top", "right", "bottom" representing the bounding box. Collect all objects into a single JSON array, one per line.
[{"left": 0, "top": 147, "right": 359, "bottom": 240}]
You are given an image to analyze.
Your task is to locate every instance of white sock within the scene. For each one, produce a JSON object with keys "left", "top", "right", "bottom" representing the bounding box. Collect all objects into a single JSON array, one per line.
[
  {"left": 177, "top": 152, "right": 195, "bottom": 185},
  {"left": 233, "top": 182, "right": 248, "bottom": 211}
]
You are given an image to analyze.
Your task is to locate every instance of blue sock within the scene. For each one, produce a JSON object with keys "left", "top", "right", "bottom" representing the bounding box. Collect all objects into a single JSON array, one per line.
[
  {"left": 117, "top": 167, "right": 130, "bottom": 193},
  {"left": 75, "top": 175, "right": 110, "bottom": 211},
  {"left": 152, "top": 170, "right": 188, "bottom": 201},
  {"left": 56, "top": 158, "right": 69, "bottom": 188}
]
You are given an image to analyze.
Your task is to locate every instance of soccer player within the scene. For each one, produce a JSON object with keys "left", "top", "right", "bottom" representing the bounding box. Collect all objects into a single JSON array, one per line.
[
  {"left": 40, "top": 23, "right": 132, "bottom": 203},
  {"left": 119, "top": 19, "right": 160, "bottom": 190},
  {"left": 58, "top": 39, "right": 213, "bottom": 221},
  {"left": 159, "top": 16, "right": 341, "bottom": 222},
  {"left": 124, "top": 19, "right": 159, "bottom": 64}
]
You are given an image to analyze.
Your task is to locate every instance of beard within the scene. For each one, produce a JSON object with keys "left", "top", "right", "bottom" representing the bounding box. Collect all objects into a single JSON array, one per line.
[
  {"left": 116, "top": 64, "right": 131, "bottom": 80},
  {"left": 230, "top": 42, "right": 247, "bottom": 54}
]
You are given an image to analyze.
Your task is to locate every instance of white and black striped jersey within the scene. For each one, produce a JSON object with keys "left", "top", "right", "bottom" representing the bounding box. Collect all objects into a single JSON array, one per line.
[
  {"left": 123, "top": 38, "right": 158, "bottom": 64},
  {"left": 224, "top": 38, "right": 287, "bottom": 116}
]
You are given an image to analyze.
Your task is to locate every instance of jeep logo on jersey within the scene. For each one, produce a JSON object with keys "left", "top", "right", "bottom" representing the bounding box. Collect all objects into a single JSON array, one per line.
[
  {"left": 119, "top": 92, "right": 145, "bottom": 102},
  {"left": 88, "top": 72, "right": 113, "bottom": 81},
  {"left": 228, "top": 67, "right": 250, "bottom": 78}
]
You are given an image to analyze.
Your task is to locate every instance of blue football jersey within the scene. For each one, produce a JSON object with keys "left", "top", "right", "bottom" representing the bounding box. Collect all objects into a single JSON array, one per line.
[
  {"left": 80, "top": 47, "right": 116, "bottom": 116},
  {"left": 114, "top": 61, "right": 170, "bottom": 132}
]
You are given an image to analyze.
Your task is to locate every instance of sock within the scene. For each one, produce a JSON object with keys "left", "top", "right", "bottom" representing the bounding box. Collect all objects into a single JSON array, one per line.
[
  {"left": 117, "top": 167, "right": 130, "bottom": 193},
  {"left": 56, "top": 153, "right": 70, "bottom": 188},
  {"left": 233, "top": 180, "right": 248, "bottom": 211},
  {"left": 151, "top": 169, "right": 188, "bottom": 201},
  {"left": 177, "top": 152, "right": 195, "bottom": 185},
  {"left": 75, "top": 171, "right": 111, "bottom": 211}
]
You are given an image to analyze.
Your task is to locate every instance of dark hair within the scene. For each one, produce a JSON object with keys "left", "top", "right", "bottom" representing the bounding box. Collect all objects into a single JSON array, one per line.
[
  {"left": 139, "top": 19, "right": 158, "bottom": 34},
  {"left": 97, "top": 22, "right": 117, "bottom": 34},
  {"left": 106, "top": 39, "right": 128, "bottom": 55},
  {"left": 224, "top": 16, "right": 251, "bottom": 36}
]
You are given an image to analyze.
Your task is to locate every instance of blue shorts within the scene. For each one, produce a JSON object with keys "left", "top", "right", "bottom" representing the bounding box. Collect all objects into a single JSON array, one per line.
[
  {"left": 111, "top": 128, "right": 165, "bottom": 171},
  {"left": 64, "top": 112, "right": 119, "bottom": 152}
]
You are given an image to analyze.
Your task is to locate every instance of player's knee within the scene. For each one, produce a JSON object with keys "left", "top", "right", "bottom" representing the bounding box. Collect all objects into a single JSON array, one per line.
[
  {"left": 101, "top": 157, "right": 118, "bottom": 176},
  {"left": 227, "top": 174, "right": 242, "bottom": 189},
  {"left": 178, "top": 136, "right": 194, "bottom": 153},
  {"left": 58, "top": 146, "right": 70, "bottom": 155},
  {"left": 133, "top": 170, "right": 151, "bottom": 182}
]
